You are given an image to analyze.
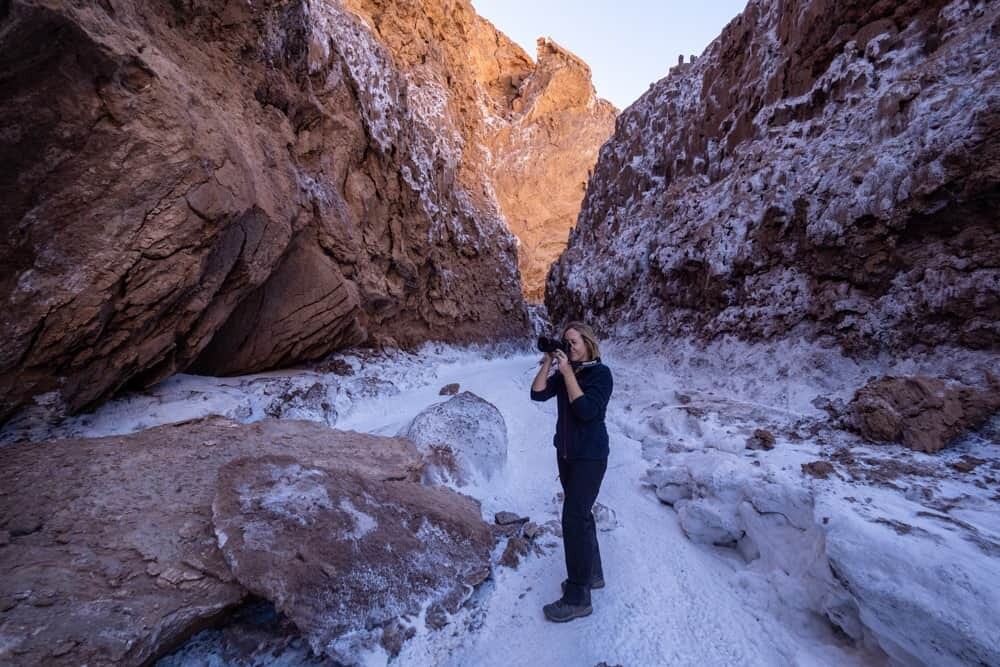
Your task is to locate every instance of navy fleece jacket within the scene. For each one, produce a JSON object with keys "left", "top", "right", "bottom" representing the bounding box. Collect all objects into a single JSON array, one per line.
[{"left": 530, "top": 360, "right": 613, "bottom": 460}]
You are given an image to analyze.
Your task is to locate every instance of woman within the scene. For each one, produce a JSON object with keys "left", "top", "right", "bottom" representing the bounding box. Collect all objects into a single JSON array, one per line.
[{"left": 530, "top": 322, "right": 613, "bottom": 622}]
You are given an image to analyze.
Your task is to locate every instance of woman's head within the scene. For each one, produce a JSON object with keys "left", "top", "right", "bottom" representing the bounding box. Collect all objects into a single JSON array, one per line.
[{"left": 562, "top": 321, "right": 600, "bottom": 362}]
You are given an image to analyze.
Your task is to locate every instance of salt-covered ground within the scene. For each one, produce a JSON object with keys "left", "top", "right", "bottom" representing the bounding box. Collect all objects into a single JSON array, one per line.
[{"left": 5, "top": 341, "right": 997, "bottom": 666}]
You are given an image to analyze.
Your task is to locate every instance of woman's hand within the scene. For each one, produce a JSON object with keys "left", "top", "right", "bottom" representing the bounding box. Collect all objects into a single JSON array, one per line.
[{"left": 553, "top": 349, "right": 571, "bottom": 374}]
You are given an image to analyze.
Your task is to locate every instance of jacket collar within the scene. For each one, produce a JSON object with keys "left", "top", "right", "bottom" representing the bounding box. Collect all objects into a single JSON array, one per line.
[{"left": 571, "top": 357, "right": 602, "bottom": 371}]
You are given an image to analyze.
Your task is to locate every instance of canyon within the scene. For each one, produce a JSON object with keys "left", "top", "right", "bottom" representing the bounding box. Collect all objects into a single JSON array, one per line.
[{"left": 1, "top": 0, "right": 997, "bottom": 665}]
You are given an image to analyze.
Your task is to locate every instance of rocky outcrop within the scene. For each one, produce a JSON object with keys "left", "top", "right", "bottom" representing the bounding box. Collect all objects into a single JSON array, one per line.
[
  {"left": 488, "top": 39, "right": 617, "bottom": 301},
  {"left": 548, "top": 0, "right": 999, "bottom": 354},
  {"left": 3, "top": 0, "right": 593, "bottom": 423},
  {"left": 846, "top": 374, "right": 1000, "bottom": 452},
  {"left": 405, "top": 391, "right": 508, "bottom": 486},
  {"left": 335, "top": 3, "right": 616, "bottom": 303},
  {"left": 212, "top": 455, "right": 493, "bottom": 663},
  {"left": 0, "top": 417, "right": 423, "bottom": 666}
]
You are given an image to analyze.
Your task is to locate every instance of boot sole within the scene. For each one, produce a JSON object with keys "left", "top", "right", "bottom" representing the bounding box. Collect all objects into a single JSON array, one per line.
[{"left": 544, "top": 605, "right": 593, "bottom": 622}]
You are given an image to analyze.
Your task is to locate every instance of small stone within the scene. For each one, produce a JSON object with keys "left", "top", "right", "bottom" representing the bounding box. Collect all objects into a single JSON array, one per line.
[
  {"left": 802, "top": 461, "right": 835, "bottom": 479},
  {"left": 499, "top": 536, "right": 530, "bottom": 568},
  {"left": 494, "top": 511, "right": 528, "bottom": 526},
  {"left": 746, "top": 429, "right": 775, "bottom": 451},
  {"left": 522, "top": 521, "right": 540, "bottom": 539},
  {"left": 439, "top": 383, "right": 460, "bottom": 396}
]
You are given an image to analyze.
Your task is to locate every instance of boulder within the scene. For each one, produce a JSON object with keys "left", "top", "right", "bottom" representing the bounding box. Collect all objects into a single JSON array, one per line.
[
  {"left": 0, "top": 417, "right": 420, "bottom": 666},
  {"left": 846, "top": 375, "right": 1000, "bottom": 453},
  {"left": 405, "top": 392, "right": 508, "bottom": 486},
  {"left": 212, "top": 455, "right": 493, "bottom": 663}
]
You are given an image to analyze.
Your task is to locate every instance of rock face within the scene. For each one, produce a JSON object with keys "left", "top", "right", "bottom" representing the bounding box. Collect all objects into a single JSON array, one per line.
[
  {"left": 0, "top": 0, "right": 612, "bottom": 422},
  {"left": 212, "top": 455, "right": 493, "bottom": 663},
  {"left": 0, "top": 417, "right": 422, "bottom": 666},
  {"left": 488, "top": 39, "right": 617, "bottom": 301},
  {"left": 405, "top": 391, "right": 508, "bottom": 486},
  {"left": 334, "top": 3, "right": 616, "bottom": 303},
  {"left": 548, "top": 0, "right": 999, "bottom": 354},
  {"left": 846, "top": 374, "right": 1000, "bottom": 452}
]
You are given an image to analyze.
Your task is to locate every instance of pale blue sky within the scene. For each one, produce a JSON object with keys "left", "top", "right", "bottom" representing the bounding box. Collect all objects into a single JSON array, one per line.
[{"left": 471, "top": 0, "right": 748, "bottom": 109}]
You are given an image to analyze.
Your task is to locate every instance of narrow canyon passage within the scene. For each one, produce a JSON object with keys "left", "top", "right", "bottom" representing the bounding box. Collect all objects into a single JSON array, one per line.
[{"left": 333, "top": 352, "right": 864, "bottom": 666}]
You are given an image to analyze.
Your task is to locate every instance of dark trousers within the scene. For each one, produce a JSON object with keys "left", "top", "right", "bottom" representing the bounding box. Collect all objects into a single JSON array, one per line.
[{"left": 557, "top": 456, "right": 607, "bottom": 606}]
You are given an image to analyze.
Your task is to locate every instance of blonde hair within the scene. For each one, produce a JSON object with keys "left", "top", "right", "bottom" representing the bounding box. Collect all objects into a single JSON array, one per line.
[{"left": 562, "top": 321, "right": 600, "bottom": 361}]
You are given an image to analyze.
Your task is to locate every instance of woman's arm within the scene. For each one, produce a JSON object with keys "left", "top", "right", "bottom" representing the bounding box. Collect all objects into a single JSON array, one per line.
[{"left": 531, "top": 355, "right": 553, "bottom": 392}]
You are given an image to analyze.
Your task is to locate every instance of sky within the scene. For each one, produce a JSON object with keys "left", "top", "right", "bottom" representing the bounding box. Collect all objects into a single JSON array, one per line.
[{"left": 471, "top": 0, "right": 748, "bottom": 110}]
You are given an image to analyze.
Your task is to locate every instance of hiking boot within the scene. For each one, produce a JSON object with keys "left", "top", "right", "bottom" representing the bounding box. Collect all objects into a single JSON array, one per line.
[
  {"left": 561, "top": 575, "right": 605, "bottom": 595},
  {"left": 543, "top": 598, "right": 593, "bottom": 623}
]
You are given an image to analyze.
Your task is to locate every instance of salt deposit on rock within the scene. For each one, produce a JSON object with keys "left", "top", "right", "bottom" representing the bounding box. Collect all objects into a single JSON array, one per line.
[
  {"left": 548, "top": 0, "right": 999, "bottom": 355},
  {"left": 622, "top": 338, "right": 1000, "bottom": 667},
  {"left": 0, "top": 417, "right": 421, "bottom": 666},
  {"left": 405, "top": 391, "right": 509, "bottom": 486},
  {"left": 212, "top": 455, "right": 493, "bottom": 664},
  {"left": 0, "top": 0, "right": 612, "bottom": 425},
  {"left": 846, "top": 374, "right": 1000, "bottom": 452}
]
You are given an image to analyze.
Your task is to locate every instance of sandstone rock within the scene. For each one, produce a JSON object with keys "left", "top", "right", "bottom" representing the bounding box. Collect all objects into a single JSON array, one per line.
[
  {"left": 498, "top": 536, "right": 531, "bottom": 569},
  {"left": 405, "top": 391, "right": 508, "bottom": 486},
  {"left": 211, "top": 454, "right": 492, "bottom": 663},
  {"left": 487, "top": 39, "right": 617, "bottom": 301},
  {"left": 439, "top": 383, "right": 460, "bottom": 396},
  {"left": 0, "top": 417, "right": 420, "bottom": 666},
  {"left": 548, "top": 0, "right": 999, "bottom": 355},
  {"left": 495, "top": 511, "right": 529, "bottom": 526},
  {"left": 746, "top": 429, "right": 776, "bottom": 451},
  {"left": 523, "top": 521, "right": 542, "bottom": 540},
  {"left": 846, "top": 375, "right": 1000, "bottom": 453},
  {"left": 0, "top": 0, "right": 543, "bottom": 424},
  {"left": 802, "top": 461, "right": 836, "bottom": 479}
]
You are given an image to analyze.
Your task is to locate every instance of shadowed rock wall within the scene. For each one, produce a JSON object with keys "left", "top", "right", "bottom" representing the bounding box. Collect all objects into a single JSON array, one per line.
[{"left": 0, "top": 0, "right": 544, "bottom": 422}]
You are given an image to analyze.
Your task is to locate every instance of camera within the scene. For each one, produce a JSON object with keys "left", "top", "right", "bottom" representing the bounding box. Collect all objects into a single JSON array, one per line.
[{"left": 537, "top": 335, "right": 570, "bottom": 356}]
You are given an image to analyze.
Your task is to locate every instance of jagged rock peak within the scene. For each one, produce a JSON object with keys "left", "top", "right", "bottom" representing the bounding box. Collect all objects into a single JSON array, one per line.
[
  {"left": 536, "top": 37, "right": 593, "bottom": 75},
  {"left": 547, "top": 0, "right": 999, "bottom": 353}
]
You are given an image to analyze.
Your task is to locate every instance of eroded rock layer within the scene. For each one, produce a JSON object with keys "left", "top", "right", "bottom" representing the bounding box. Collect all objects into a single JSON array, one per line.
[
  {"left": 489, "top": 38, "right": 617, "bottom": 301},
  {"left": 0, "top": 417, "right": 424, "bottom": 666},
  {"left": 548, "top": 0, "right": 999, "bottom": 354},
  {"left": 335, "top": 2, "right": 616, "bottom": 302},
  {"left": 0, "top": 0, "right": 611, "bottom": 421}
]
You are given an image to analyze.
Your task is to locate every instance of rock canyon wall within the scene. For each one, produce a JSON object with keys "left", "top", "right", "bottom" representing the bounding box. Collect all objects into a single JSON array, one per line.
[
  {"left": 0, "top": 0, "right": 611, "bottom": 423},
  {"left": 548, "top": 0, "right": 999, "bottom": 355},
  {"left": 335, "top": 1, "right": 616, "bottom": 301}
]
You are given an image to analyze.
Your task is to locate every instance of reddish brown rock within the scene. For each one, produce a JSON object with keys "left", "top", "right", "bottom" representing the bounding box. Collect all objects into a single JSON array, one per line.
[
  {"left": 337, "top": 3, "right": 616, "bottom": 304},
  {"left": 0, "top": 417, "right": 421, "bottom": 666},
  {"left": 211, "top": 454, "right": 493, "bottom": 662},
  {"left": 547, "top": 0, "right": 999, "bottom": 355},
  {"left": 0, "top": 0, "right": 551, "bottom": 423},
  {"left": 488, "top": 39, "right": 617, "bottom": 301},
  {"left": 802, "top": 461, "right": 836, "bottom": 479},
  {"left": 846, "top": 375, "right": 1000, "bottom": 453}
]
